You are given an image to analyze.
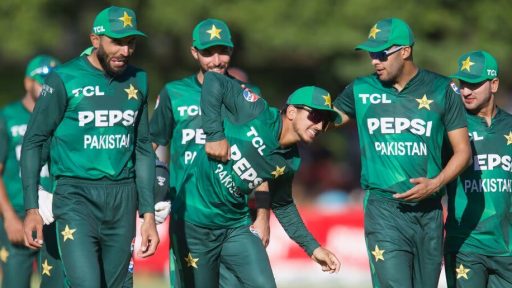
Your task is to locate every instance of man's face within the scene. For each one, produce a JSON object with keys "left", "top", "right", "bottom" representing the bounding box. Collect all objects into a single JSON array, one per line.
[
  {"left": 291, "top": 106, "right": 332, "bottom": 144},
  {"left": 192, "top": 45, "right": 232, "bottom": 75},
  {"left": 459, "top": 79, "right": 498, "bottom": 112},
  {"left": 96, "top": 35, "right": 136, "bottom": 76},
  {"left": 27, "top": 78, "right": 43, "bottom": 101},
  {"left": 368, "top": 46, "right": 406, "bottom": 83}
]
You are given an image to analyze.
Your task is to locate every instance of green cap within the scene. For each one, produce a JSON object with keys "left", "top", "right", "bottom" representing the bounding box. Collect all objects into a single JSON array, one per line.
[
  {"left": 192, "top": 18, "right": 233, "bottom": 50},
  {"left": 286, "top": 86, "right": 341, "bottom": 122},
  {"left": 25, "top": 55, "right": 60, "bottom": 84},
  {"left": 450, "top": 50, "right": 498, "bottom": 83},
  {"left": 355, "top": 18, "right": 415, "bottom": 52},
  {"left": 91, "top": 6, "right": 146, "bottom": 39}
]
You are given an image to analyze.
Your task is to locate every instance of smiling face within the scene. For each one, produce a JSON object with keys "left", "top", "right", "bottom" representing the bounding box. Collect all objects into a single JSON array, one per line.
[
  {"left": 459, "top": 78, "right": 498, "bottom": 113},
  {"left": 92, "top": 35, "right": 136, "bottom": 76},
  {"left": 191, "top": 45, "right": 232, "bottom": 81},
  {"left": 289, "top": 105, "right": 332, "bottom": 144}
]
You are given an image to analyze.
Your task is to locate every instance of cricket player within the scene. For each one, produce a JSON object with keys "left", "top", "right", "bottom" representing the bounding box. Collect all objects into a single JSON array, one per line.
[
  {"left": 332, "top": 18, "right": 471, "bottom": 287},
  {"left": 171, "top": 71, "right": 341, "bottom": 287},
  {"left": 20, "top": 6, "right": 159, "bottom": 288},
  {"left": 0, "top": 55, "right": 61, "bottom": 288},
  {"left": 444, "top": 50, "right": 512, "bottom": 287},
  {"left": 149, "top": 18, "right": 264, "bottom": 287}
]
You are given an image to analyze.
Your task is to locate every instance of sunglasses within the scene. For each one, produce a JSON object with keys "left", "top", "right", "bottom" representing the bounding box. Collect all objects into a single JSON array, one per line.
[
  {"left": 369, "top": 46, "right": 405, "bottom": 61},
  {"left": 294, "top": 105, "right": 334, "bottom": 125}
]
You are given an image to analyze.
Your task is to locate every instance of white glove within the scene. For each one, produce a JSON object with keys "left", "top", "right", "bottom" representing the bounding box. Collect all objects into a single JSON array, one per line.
[
  {"left": 38, "top": 185, "right": 54, "bottom": 225},
  {"left": 154, "top": 201, "right": 171, "bottom": 225}
]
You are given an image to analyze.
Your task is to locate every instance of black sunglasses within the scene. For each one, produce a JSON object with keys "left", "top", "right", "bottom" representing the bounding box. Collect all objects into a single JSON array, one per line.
[
  {"left": 369, "top": 45, "right": 405, "bottom": 61},
  {"left": 294, "top": 105, "right": 334, "bottom": 124}
]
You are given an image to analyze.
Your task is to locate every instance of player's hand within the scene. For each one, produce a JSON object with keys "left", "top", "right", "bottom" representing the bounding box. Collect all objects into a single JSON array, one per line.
[
  {"left": 23, "top": 209, "right": 44, "bottom": 249},
  {"left": 38, "top": 185, "right": 54, "bottom": 225},
  {"left": 3, "top": 211, "right": 25, "bottom": 245},
  {"left": 251, "top": 208, "right": 270, "bottom": 247},
  {"left": 137, "top": 213, "right": 159, "bottom": 258},
  {"left": 311, "top": 247, "right": 341, "bottom": 274},
  {"left": 205, "top": 139, "right": 230, "bottom": 162},
  {"left": 393, "top": 177, "right": 441, "bottom": 201},
  {"left": 154, "top": 201, "right": 171, "bottom": 225}
]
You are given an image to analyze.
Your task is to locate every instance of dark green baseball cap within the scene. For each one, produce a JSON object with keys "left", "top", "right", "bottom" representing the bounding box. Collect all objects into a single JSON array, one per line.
[
  {"left": 91, "top": 6, "right": 146, "bottom": 39},
  {"left": 192, "top": 18, "right": 233, "bottom": 50},
  {"left": 450, "top": 50, "right": 498, "bottom": 83},
  {"left": 286, "top": 86, "right": 341, "bottom": 123},
  {"left": 25, "top": 55, "right": 60, "bottom": 84},
  {"left": 355, "top": 18, "right": 415, "bottom": 52}
]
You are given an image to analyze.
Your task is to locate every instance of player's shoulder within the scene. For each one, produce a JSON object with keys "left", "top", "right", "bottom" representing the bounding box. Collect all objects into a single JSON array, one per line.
[
  {"left": 418, "top": 68, "right": 452, "bottom": 85},
  {"left": 498, "top": 108, "right": 512, "bottom": 120},
  {"left": 164, "top": 74, "right": 198, "bottom": 90}
]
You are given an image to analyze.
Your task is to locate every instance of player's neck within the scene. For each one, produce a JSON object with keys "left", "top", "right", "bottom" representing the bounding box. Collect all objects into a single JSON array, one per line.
[
  {"left": 393, "top": 63, "right": 418, "bottom": 92},
  {"left": 87, "top": 53, "right": 104, "bottom": 73},
  {"left": 278, "top": 116, "right": 297, "bottom": 147},
  {"left": 476, "top": 98, "right": 497, "bottom": 126},
  {"left": 22, "top": 95, "right": 36, "bottom": 113}
]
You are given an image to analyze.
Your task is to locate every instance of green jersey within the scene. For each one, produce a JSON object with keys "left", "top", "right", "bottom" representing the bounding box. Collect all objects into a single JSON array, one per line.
[
  {"left": 149, "top": 74, "right": 260, "bottom": 200},
  {"left": 21, "top": 55, "right": 155, "bottom": 214},
  {"left": 173, "top": 72, "right": 320, "bottom": 255},
  {"left": 334, "top": 69, "right": 466, "bottom": 199},
  {"left": 0, "top": 101, "right": 51, "bottom": 214},
  {"left": 445, "top": 108, "right": 512, "bottom": 256}
]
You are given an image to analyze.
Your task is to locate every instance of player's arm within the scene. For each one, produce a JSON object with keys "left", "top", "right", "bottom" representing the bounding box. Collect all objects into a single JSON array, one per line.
[
  {"left": 21, "top": 72, "right": 67, "bottom": 249},
  {"left": 332, "top": 83, "right": 356, "bottom": 126},
  {"left": 270, "top": 177, "right": 340, "bottom": 273},
  {"left": 395, "top": 84, "right": 471, "bottom": 201},
  {"left": 201, "top": 72, "right": 265, "bottom": 162},
  {"left": 134, "top": 73, "right": 159, "bottom": 258},
  {"left": 251, "top": 181, "right": 271, "bottom": 247}
]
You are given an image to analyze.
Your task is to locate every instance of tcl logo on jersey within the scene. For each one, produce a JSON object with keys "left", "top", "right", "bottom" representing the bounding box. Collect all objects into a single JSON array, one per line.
[
  {"left": 72, "top": 86, "right": 105, "bottom": 97},
  {"left": 78, "top": 110, "right": 138, "bottom": 127},
  {"left": 367, "top": 117, "right": 432, "bottom": 136},
  {"left": 359, "top": 93, "right": 391, "bottom": 104},
  {"left": 177, "top": 105, "right": 201, "bottom": 117},
  {"left": 10, "top": 125, "right": 27, "bottom": 137}
]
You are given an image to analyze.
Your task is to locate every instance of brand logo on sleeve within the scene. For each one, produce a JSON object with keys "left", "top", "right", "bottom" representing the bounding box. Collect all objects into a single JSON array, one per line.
[{"left": 243, "top": 88, "right": 259, "bottom": 102}]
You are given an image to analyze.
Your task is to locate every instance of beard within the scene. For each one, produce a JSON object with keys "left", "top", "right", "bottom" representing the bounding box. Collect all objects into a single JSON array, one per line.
[{"left": 96, "top": 45, "right": 128, "bottom": 77}]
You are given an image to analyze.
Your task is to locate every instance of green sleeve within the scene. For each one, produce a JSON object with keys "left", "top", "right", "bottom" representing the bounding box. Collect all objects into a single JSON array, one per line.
[
  {"left": 201, "top": 72, "right": 265, "bottom": 142},
  {"left": 21, "top": 72, "right": 67, "bottom": 210},
  {"left": 135, "top": 77, "right": 156, "bottom": 216},
  {"left": 333, "top": 82, "right": 356, "bottom": 118},
  {"left": 443, "top": 83, "right": 467, "bottom": 132},
  {"left": 0, "top": 112, "right": 7, "bottom": 165},
  {"left": 149, "top": 86, "right": 174, "bottom": 146},
  {"left": 270, "top": 175, "right": 320, "bottom": 256}
]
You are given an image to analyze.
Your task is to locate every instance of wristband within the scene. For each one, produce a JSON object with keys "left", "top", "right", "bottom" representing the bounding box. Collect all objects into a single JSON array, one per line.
[{"left": 254, "top": 191, "right": 271, "bottom": 209}]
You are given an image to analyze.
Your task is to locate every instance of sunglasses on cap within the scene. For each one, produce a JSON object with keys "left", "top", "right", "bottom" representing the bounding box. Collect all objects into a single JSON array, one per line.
[
  {"left": 369, "top": 45, "right": 405, "bottom": 61},
  {"left": 294, "top": 105, "right": 334, "bottom": 125}
]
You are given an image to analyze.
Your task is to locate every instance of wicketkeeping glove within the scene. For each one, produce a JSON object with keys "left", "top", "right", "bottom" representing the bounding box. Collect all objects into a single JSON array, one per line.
[{"left": 38, "top": 185, "right": 54, "bottom": 225}]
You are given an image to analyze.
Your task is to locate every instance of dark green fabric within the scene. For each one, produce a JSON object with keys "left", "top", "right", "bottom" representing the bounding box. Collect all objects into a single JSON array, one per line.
[
  {"left": 0, "top": 215, "right": 38, "bottom": 288},
  {"left": 364, "top": 193, "right": 443, "bottom": 288},
  {"left": 53, "top": 177, "right": 137, "bottom": 288},
  {"left": 171, "top": 219, "right": 276, "bottom": 288},
  {"left": 445, "top": 252, "right": 512, "bottom": 288},
  {"left": 39, "top": 222, "right": 65, "bottom": 288}
]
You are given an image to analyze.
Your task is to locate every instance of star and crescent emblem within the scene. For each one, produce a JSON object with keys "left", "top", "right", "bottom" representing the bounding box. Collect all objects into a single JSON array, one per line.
[
  {"left": 416, "top": 94, "right": 434, "bottom": 110},
  {"left": 206, "top": 25, "right": 222, "bottom": 40},
  {"left": 125, "top": 84, "right": 138, "bottom": 100},
  {"left": 118, "top": 11, "right": 133, "bottom": 28},
  {"left": 371, "top": 245, "right": 385, "bottom": 262},
  {"left": 368, "top": 25, "right": 381, "bottom": 39},
  {"left": 460, "top": 56, "right": 475, "bottom": 72},
  {"left": 456, "top": 264, "right": 470, "bottom": 280},
  {"left": 185, "top": 252, "right": 199, "bottom": 268},
  {"left": 61, "top": 225, "right": 76, "bottom": 242},
  {"left": 271, "top": 166, "right": 285, "bottom": 178}
]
